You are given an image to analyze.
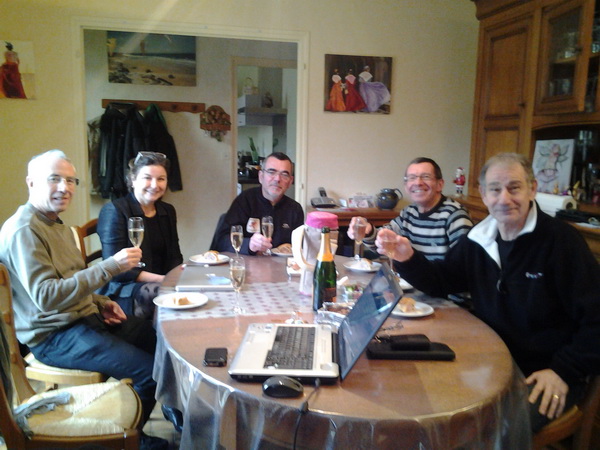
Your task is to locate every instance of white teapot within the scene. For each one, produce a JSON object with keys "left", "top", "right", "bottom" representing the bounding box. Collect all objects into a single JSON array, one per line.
[{"left": 291, "top": 211, "right": 339, "bottom": 295}]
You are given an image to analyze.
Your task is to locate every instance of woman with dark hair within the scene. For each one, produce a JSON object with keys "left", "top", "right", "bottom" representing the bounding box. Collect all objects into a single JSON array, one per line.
[{"left": 97, "top": 151, "right": 183, "bottom": 319}]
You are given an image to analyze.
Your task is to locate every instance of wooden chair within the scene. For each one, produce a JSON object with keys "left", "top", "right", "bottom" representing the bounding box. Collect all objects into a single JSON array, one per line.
[
  {"left": 533, "top": 376, "right": 600, "bottom": 450},
  {"left": 73, "top": 218, "right": 103, "bottom": 266},
  {"left": 24, "top": 217, "right": 106, "bottom": 389},
  {"left": 0, "top": 263, "right": 141, "bottom": 449}
]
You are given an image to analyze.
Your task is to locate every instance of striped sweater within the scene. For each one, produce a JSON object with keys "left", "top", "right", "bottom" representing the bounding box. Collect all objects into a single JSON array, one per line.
[{"left": 364, "top": 196, "right": 473, "bottom": 260}]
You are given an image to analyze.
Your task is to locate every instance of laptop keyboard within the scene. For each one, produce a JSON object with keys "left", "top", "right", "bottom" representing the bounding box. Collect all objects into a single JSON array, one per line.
[{"left": 264, "top": 326, "right": 315, "bottom": 370}]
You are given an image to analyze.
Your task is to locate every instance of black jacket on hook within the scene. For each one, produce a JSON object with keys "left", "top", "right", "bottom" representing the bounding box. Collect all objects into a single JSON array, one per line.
[
  {"left": 98, "top": 102, "right": 148, "bottom": 199},
  {"left": 144, "top": 103, "right": 183, "bottom": 191}
]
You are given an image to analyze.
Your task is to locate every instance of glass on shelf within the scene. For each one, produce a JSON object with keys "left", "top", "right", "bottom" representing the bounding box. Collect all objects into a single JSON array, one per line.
[{"left": 546, "top": 7, "right": 581, "bottom": 98}]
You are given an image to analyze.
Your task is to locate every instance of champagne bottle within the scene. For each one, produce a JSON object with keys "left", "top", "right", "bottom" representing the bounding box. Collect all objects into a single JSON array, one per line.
[{"left": 313, "top": 227, "right": 337, "bottom": 311}]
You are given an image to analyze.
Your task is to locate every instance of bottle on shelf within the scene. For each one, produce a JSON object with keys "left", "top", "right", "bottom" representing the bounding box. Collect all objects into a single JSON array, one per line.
[{"left": 312, "top": 227, "right": 337, "bottom": 311}]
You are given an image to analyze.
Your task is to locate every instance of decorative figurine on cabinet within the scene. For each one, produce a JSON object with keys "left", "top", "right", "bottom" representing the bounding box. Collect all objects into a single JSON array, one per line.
[{"left": 454, "top": 167, "right": 466, "bottom": 196}]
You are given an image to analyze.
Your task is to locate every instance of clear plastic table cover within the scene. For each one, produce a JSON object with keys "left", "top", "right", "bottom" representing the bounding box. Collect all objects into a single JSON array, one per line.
[{"left": 153, "top": 282, "right": 532, "bottom": 449}]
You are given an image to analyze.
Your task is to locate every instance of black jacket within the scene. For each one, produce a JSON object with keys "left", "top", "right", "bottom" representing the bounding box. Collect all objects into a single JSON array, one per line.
[
  {"left": 144, "top": 104, "right": 183, "bottom": 191},
  {"left": 396, "top": 204, "right": 600, "bottom": 384},
  {"left": 98, "top": 103, "right": 148, "bottom": 199},
  {"left": 97, "top": 102, "right": 183, "bottom": 199},
  {"left": 97, "top": 193, "right": 183, "bottom": 298}
]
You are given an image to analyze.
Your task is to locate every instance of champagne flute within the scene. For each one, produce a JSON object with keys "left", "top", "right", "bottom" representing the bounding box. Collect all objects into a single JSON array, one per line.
[
  {"left": 128, "top": 217, "right": 145, "bottom": 268},
  {"left": 229, "top": 256, "right": 246, "bottom": 314},
  {"left": 261, "top": 216, "right": 274, "bottom": 256},
  {"left": 352, "top": 217, "right": 367, "bottom": 261},
  {"left": 230, "top": 225, "right": 243, "bottom": 256},
  {"left": 379, "top": 233, "right": 398, "bottom": 274}
]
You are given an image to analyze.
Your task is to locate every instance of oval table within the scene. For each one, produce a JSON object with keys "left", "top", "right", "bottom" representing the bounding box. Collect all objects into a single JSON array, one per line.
[{"left": 154, "top": 254, "right": 531, "bottom": 449}]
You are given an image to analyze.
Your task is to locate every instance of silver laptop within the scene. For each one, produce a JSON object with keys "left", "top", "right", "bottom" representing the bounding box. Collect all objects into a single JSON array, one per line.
[
  {"left": 228, "top": 263, "right": 402, "bottom": 383},
  {"left": 175, "top": 264, "right": 234, "bottom": 292}
]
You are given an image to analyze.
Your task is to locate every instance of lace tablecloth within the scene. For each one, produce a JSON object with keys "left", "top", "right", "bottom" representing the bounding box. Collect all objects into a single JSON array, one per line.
[{"left": 156, "top": 281, "right": 456, "bottom": 322}]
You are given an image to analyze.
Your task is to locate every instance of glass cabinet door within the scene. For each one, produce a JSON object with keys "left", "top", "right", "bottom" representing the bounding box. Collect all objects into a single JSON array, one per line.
[{"left": 536, "top": 0, "right": 595, "bottom": 114}]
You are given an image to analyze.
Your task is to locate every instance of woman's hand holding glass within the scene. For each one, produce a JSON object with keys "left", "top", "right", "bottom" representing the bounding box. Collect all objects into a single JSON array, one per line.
[{"left": 127, "top": 217, "right": 145, "bottom": 267}]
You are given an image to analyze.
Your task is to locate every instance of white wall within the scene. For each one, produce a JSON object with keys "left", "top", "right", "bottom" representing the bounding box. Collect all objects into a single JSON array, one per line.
[{"left": 0, "top": 0, "right": 478, "bottom": 257}]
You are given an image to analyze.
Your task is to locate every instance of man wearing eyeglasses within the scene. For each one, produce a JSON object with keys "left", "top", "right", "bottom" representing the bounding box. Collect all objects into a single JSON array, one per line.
[
  {"left": 349, "top": 157, "right": 473, "bottom": 260},
  {"left": 379, "top": 153, "right": 600, "bottom": 434},
  {"left": 0, "top": 150, "right": 168, "bottom": 448},
  {"left": 214, "top": 151, "right": 304, "bottom": 255}
]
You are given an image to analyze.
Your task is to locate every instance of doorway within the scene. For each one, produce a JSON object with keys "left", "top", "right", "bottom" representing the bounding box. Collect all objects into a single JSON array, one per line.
[
  {"left": 233, "top": 56, "right": 297, "bottom": 199},
  {"left": 77, "top": 18, "right": 307, "bottom": 252}
]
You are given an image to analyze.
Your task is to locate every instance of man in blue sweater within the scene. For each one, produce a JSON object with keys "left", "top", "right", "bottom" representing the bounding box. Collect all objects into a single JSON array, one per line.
[{"left": 377, "top": 153, "right": 600, "bottom": 432}]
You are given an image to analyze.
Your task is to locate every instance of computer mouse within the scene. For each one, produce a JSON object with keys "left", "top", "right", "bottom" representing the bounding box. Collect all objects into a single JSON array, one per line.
[{"left": 262, "top": 376, "right": 304, "bottom": 398}]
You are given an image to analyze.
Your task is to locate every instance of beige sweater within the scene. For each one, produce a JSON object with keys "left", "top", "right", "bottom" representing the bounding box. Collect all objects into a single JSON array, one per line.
[{"left": 0, "top": 203, "right": 122, "bottom": 346}]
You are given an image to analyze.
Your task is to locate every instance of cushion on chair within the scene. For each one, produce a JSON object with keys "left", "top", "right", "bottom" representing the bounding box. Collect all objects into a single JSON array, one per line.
[
  {"left": 24, "top": 381, "right": 139, "bottom": 436},
  {"left": 25, "top": 353, "right": 105, "bottom": 382}
]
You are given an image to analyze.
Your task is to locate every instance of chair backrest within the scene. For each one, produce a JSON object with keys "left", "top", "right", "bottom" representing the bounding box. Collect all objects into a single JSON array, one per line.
[
  {"left": 73, "top": 218, "right": 102, "bottom": 266},
  {"left": 0, "top": 264, "right": 36, "bottom": 405},
  {"left": 209, "top": 213, "right": 227, "bottom": 251}
]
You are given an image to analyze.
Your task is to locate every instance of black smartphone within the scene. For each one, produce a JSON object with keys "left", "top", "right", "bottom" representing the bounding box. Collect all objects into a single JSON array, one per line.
[{"left": 203, "top": 347, "right": 228, "bottom": 367}]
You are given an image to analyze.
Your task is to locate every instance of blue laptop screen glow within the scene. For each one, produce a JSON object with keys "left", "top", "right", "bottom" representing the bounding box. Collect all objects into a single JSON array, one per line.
[{"left": 337, "top": 263, "right": 403, "bottom": 380}]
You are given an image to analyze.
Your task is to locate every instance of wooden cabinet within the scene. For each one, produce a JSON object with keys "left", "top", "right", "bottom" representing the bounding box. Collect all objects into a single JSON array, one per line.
[
  {"left": 467, "top": 0, "right": 600, "bottom": 260},
  {"left": 536, "top": 0, "right": 596, "bottom": 114},
  {"left": 469, "top": 5, "right": 536, "bottom": 198}
]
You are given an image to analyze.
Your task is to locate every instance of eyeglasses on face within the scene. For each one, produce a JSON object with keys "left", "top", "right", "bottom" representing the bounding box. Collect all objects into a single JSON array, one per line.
[
  {"left": 403, "top": 174, "right": 436, "bottom": 183},
  {"left": 262, "top": 168, "right": 292, "bottom": 180},
  {"left": 47, "top": 175, "right": 79, "bottom": 186},
  {"left": 134, "top": 152, "right": 167, "bottom": 164}
]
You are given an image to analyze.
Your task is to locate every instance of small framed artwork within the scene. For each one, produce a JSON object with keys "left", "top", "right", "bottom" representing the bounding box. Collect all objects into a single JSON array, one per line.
[
  {"left": 324, "top": 54, "right": 392, "bottom": 114},
  {"left": 107, "top": 31, "right": 196, "bottom": 86},
  {"left": 0, "top": 39, "right": 35, "bottom": 99},
  {"left": 532, "top": 139, "right": 575, "bottom": 194}
]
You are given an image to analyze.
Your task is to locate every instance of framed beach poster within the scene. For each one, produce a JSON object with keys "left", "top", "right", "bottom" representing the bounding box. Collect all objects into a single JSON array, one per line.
[
  {"left": 107, "top": 31, "right": 196, "bottom": 86},
  {"left": 324, "top": 54, "right": 392, "bottom": 114},
  {"left": 532, "top": 139, "right": 575, "bottom": 194}
]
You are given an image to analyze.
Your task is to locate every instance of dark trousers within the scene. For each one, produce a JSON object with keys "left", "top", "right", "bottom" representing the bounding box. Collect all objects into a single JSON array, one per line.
[{"left": 30, "top": 313, "right": 157, "bottom": 425}]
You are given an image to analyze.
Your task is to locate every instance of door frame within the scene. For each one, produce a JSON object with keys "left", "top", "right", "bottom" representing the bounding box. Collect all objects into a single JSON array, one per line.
[{"left": 71, "top": 16, "right": 309, "bottom": 218}]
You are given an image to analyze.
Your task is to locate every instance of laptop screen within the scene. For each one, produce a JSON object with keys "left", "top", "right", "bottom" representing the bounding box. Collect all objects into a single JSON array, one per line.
[{"left": 337, "top": 263, "right": 403, "bottom": 380}]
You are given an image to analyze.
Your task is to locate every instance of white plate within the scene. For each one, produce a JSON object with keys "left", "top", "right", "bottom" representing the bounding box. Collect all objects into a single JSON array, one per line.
[
  {"left": 343, "top": 261, "right": 382, "bottom": 273},
  {"left": 153, "top": 292, "right": 208, "bottom": 310},
  {"left": 391, "top": 301, "right": 434, "bottom": 318},
  {"left": 272, "top": 249, "right": 293, "bottom": 257},
  {"left": 399, "top": 279, "right": 413, "bottom": 291},
  {"left": 189, "top": 254, "right": 230, "bottom": 265}
]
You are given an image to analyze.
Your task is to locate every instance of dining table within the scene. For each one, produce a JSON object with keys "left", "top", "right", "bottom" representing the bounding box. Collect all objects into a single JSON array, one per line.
[{"left": 153, "top": 253, "right": 532, "bottom": 449}]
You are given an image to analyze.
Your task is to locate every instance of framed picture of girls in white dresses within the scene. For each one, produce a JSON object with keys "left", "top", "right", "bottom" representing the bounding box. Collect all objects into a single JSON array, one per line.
[{"left": 324, "top": 54, "right": 392, "bottom": 114}]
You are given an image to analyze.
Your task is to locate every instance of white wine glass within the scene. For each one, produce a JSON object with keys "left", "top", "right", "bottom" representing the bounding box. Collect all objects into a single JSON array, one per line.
[
  {"left": 230, "top": 225, "right": 243, "bottom": 256},
  {"left": 352, "top": 217, "right": 367, "bottom": 260},
  {"left": 128, "top": 217, "right": 145, "bottom": 268},
  {"left": 380, "top": 233, "right": 398, "bottom": 274},
  {"left": 229, "top": 256, "right": 246, "bottom": 314},
  {"left": 261, "top": 216, "right": 274, "bottom": 256}
]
